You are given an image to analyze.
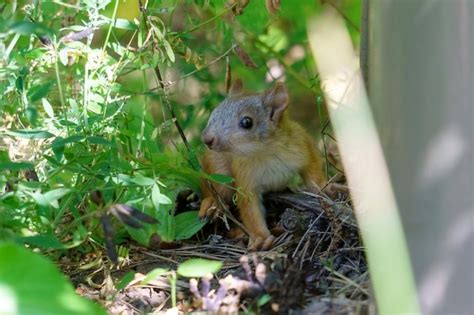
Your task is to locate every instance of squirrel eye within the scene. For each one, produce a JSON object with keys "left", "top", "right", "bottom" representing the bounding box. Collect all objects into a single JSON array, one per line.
[{"left": 239, "top": 116, "right": 253, "bottom": 129}]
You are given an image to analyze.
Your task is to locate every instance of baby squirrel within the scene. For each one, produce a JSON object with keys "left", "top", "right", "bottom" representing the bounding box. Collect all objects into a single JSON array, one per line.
[{"left": 199, "top": 80, "right": 325, "bottom": 250}]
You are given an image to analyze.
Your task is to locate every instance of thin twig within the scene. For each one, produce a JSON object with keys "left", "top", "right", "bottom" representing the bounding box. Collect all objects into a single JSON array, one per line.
[
  {"left": 181, "top": 3, "right": 237, "bottom": 35},
  {"left": 325, "top": 0, "right": 360, "bottom": 32},
  {"left": 149, "top": 44, "right": 236, "bottom": 89}
]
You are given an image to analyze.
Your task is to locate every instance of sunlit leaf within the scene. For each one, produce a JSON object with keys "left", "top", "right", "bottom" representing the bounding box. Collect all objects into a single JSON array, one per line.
[
  {"left": 5, "top": 130, "right": 54, "bottom": 139},
  {"left": 152, "top": 184, "right": 173, "bottom": 209},
  {"left": 32, "top": 188, "right": 72, "bottom": 208},
  {"left": 177, "top": 258, "right": 223, "bottom": 278},
  {"left": 59, "top": 48, "right": 69, "bottom": 66},
  {"left": 42, "top": 98, "right": 55, "bottom": 118},
  {"left": 86, "top": 102, "right": 102, "bottom": 114},
  {"left": 113, "top": 18, "right": 138, "bottom": 30},
  {"left": 140, "top": 268, "right": 169, "bottom": 285},
  {"left": 163, "top": 40, "right": 175, "bottom": 63},
  {"left": 131, "top": 174, "right": 156, "bottom": 186}
]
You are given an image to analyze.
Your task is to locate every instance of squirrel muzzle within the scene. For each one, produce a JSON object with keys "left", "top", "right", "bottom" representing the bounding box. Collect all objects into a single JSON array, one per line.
[
  {"left": 202, "top": 127, "right": 222, "bottom": 151},
  {"left": 202, "top": 132, "right": 215, "bottom": 149}
]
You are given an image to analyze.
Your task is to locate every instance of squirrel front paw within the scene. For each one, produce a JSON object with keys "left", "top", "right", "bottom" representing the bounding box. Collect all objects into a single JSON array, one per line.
[
  {"left": 248, "top": 233, "right": 275, "bottom": 251},
  {"left": 199, "top": 196, "right": 223, "bottom": 220}
]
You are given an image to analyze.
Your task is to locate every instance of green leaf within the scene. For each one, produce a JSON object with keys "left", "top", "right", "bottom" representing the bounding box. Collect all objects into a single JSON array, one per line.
[
  {"left": 177, "top": 258, "right": 223, "bottom": 278},
  {"left": 258, "top": 25, "right": 288, "bottom": 53},
  {"left": 257, "top": 294, "right": 272, "bottom": 307},
  {"left": 237, "top": 0, "right": 267, "bottom": 34},
  {"left": 151, "top": 184, "right": 172, "bottom": 209},
  {"left": 59, "top": 48, "right": 69, "bottom": 66},
  {"left": 116, "top": 271, "right": 135, "bottom": 291},
  {"left": 15, "top": 73, "right": 24, "bottom": 92},
  {"left": 151, "top": 184, "right": 160, "bottom": 210},
  {"left": 156, "top": 207, "right": 175, "bottom": 242},
  {"left": 111, "top": 174, "right": 134, "bottom": 186},
  {"left": 87, "top": 136, "right": 114, "bottom": 146},
  {"left": 153, "top": 184, "right": 176, "bottom": 242},
  {"left": 51, "top": 135, "right": 84, "bottom": 160},
  {"left": 0, "top": 243, "right": 106, "bottom": 315},
  {"left": 8, "top": 21, "right": 53, "bottom": 37},
  {"left": 113, "top": 18, "right": 138, "bottom": 30},
  {"left": 174, "top": 211, "right": 206, "bottom": 240},
  {"left": 18, "top": 181, "right": 42, "bottom": 191},
  {"left": 5, "top": 129, "right": 54, "bottom": 139},
  {"left": 0, "top": 162, "right": 34, "bottom": 171},
  {"left": 158, "top": 194, "right": 173, "bottom": 205},
  {"left": 131, "top": 174, "right": 156, "bottom": 186},
  {"left": 26, "top": 106, "right": 38, "bottom": 124},
  {"left": 32, "top": 188, "right": 72, "bottom": 207},
  {"left": 86, "top": 102, "right": 102, "bottom": 114},
  {"left": 18, "top": 232, "right": 66, "bottom": 250},
  {"left": 140, "top": 268, "right": 169, "bottom": 285},
  {"left": 42, "top": 98, "right": 55, "bottom": 118},
  {"left": 163, "top": 40, "right": 175, "bottom": 63},
  {"left": 126, "top": 224, "right": 154, "bottom": 246},
  {"left": 28, "top": 81, "right": 55, "bottom": 103},
  {"left": 0, "top": 151, "right": 10, "bottom": 163},
  {"left": 208, "top": 173, "right": 234, "bottom": 184}
]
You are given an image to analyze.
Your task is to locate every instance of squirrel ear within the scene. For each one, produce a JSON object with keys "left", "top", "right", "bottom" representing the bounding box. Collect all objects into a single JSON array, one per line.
[
  {"left": 263, "top": 82, "right": 289, "bottom": 123},
  {"left": 229, "top": 79, "right": 243, "bottom": 95}
]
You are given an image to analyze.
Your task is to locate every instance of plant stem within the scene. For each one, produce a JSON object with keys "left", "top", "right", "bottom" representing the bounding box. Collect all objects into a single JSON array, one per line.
[
  {"left": 102, "top": 0, "right": 120, "bottom": 53},
  {"left": 5, "top": 33, "right": 20, "bottom": 59},
  {"left": 169, "top": 271, "right": 177, "bottom": 308},
  {"left": 83, "top": 60, "right": 89, "bottom": 128},
  {"left": 308, "top": 11, "right": 420, "bottom": 314},
  {"left": 54, "top": 48, "right": 68, "bottom": 135},
  {"left": 137, "top": 0, "right": 149, "bottom": 156},
  {"left": 138, "top": 66, "right": 147, "bottom": 154}
]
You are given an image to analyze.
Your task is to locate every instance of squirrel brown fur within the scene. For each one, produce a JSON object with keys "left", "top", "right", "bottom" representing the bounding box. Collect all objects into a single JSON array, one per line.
[{"left": 199, "top": 80, "right": 325, "bottom": 250}]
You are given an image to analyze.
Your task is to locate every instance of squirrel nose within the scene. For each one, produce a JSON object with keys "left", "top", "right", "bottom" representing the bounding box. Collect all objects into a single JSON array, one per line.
[{"left": 202, "top": 134, "right": 215, "bottom": 148}]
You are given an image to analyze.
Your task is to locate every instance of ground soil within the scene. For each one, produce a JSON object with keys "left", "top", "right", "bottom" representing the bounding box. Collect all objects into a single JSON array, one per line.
[{"left": 65, "top": 188, "right": 372, "bottom": 314}]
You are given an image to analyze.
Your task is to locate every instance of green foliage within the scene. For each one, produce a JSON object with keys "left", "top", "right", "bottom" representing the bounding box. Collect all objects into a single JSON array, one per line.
[
  {"left": 177, "top": 258, "right": 223, "bottom": 277},
  {"left": 0, "top": 242, "right": 105, "bottom": 315},
  {"left": 175, "top": 211, "right": 206, "bottom": 240},
  {"left": 116, "top": 271, "right": 135, "bottom": 291},
  {"left": 140, "top": 268, "right": 169, "bottom": 285},
  {"left": 0, "top": 0, "right": 209, "bottom": 250}
]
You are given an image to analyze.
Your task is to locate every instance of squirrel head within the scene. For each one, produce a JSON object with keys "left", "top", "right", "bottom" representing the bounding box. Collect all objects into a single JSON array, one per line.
[{"left": 202, "top": 79, "right": 289, "bottom": 155}]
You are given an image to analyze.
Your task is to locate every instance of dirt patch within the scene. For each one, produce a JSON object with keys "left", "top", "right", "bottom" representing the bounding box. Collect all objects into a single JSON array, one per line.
[{"left": 64, "top": 190, "right": 372, "bottom": 314}]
